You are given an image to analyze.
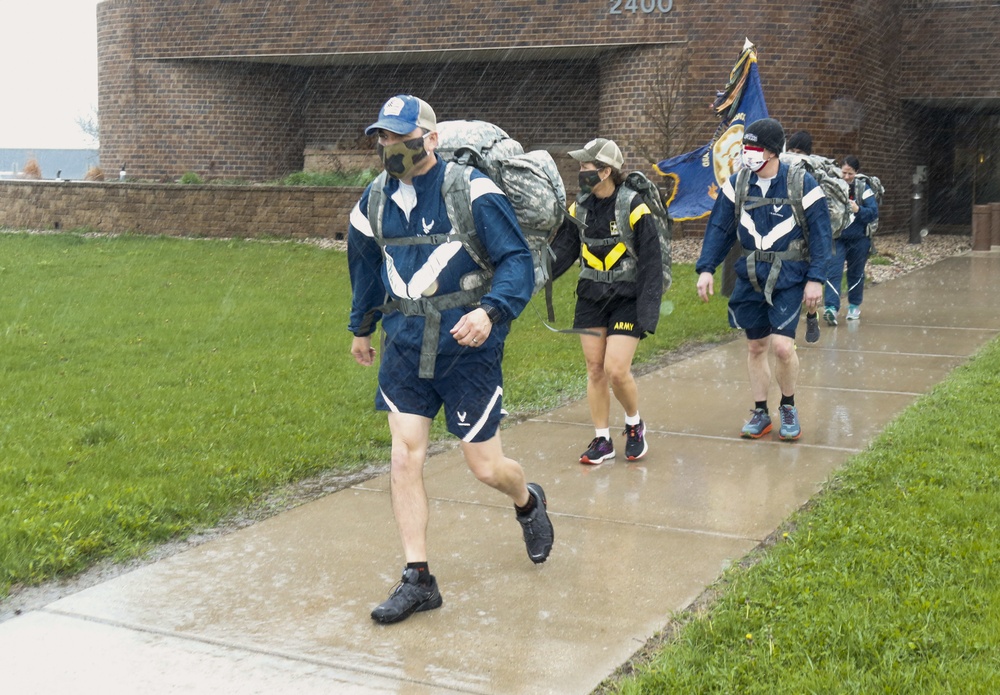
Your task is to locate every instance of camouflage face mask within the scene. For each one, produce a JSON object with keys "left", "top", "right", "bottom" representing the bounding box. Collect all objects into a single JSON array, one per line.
[{"left": 376, "top": 133, "right": 430, "bottom": 179}]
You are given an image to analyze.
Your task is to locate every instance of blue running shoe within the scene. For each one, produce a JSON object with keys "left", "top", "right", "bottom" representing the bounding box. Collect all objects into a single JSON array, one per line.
[
  {"left": 847, "top": 304, "right": 861, "bottom": 321},
  {"left": 778, "top": 404, "right": 801, "bottom": 440},
  {"left": 741, "top": 408, "right": 772, "bottom": 439},
  {"left": 823, "top": 306, "right": 838, "bottom": 326}
]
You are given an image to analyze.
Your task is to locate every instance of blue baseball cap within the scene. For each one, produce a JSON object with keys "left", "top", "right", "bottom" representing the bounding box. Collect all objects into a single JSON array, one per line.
[{"left": 365, "top": 95, "right": 437, "bottom": 136}]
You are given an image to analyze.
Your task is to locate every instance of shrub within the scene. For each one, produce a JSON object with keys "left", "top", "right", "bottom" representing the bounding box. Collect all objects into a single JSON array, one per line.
[
  {"left": 21, "top": 158, "right": 42, "bottom": 179},
  {"left": 84, "top": 166, "right": 105, "bottom": 182},
  {"left": 275, "top": 169, "right": 379, "bottom": 187},
  {"left": 179, "top": 171, "right": 204, "bottom": 184}
]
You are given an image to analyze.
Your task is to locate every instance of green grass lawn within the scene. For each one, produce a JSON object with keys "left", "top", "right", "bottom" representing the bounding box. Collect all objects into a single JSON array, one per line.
[
  {"left": 5, "top": 231, "right": 997, "bottom": 690},
  {"left": 0, "top": 231, "right": 732, "bottom": 595},
  {"left": 607, "top": 336, "right": 1000, "bottom": 694}
]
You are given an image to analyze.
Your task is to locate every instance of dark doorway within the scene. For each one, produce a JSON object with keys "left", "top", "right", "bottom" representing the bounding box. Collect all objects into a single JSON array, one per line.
[{"left": 922, "top": 108, "right": 1000, "bottom": 225}]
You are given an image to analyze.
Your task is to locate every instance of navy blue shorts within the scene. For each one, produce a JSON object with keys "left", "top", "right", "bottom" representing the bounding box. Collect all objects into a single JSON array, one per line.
[
  {"left": 573, "top": 294, "right": 644, "bottom": 338},
  {"left": 375, "top": 341, "right": 506, "bottom": 443},
  {"left": 727, "top": 279, "right": 804, "bottom": 340}
]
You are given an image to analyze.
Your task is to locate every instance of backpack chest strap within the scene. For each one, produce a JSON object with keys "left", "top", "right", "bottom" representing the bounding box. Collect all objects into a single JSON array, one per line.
[
  {"left": 376, "top": 231, "right": 473, "bottom": 249},
  {"left": 743, "top": 196, "right": 792, "bottom": 211},
  {"left": 741, "top": 240, "right": 806, "bottom": 305}
]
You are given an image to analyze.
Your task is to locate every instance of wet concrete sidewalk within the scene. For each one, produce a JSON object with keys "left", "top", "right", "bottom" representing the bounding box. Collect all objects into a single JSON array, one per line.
[{"left": 2, "top": 251, "right": 999, "bottom": 694}]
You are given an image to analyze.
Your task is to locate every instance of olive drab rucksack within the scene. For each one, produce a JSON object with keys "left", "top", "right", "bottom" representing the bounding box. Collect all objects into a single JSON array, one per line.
[
  {"left": 364, "top": 119, "right": 568, "bottom": 377},
  {"left": 853, "top": 173, "right": 884, "bottom": 237},
  {"left": 571, "top": 171, "right": 673, "bottom": 294}
]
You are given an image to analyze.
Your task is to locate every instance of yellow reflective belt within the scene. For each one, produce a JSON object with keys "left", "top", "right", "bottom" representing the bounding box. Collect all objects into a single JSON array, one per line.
[
  {"left": 581, "top": 244, "right": 605, "bottom": 270},
  {"left": 582, "top": 241, "right": 628, "bottom": 270},
  {"left": 603, "top": 242, "right": 629, "bottom": 268}
]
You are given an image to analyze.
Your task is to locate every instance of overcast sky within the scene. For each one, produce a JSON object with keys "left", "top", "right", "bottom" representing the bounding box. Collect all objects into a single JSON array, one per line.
[{"left": 0, "top": 0, "right": 103, "bottom": 150}]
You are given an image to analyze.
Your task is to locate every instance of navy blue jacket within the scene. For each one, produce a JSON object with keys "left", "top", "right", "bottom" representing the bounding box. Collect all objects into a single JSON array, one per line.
[
  {"left": 839, "top": 179, "right": 879, "bottom": 241},
  {"left": 347, "top": 155, "right": 534, "bottom": 354},
  {"left": 696, "top": 162, "right": 832, "bottom": 289}
]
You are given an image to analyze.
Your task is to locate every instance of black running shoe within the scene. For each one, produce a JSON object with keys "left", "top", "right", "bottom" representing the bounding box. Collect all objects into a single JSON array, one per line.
[
  {"left": 580, "top": 436, "right": 615, "bottom": 464},
  {"left": 370, "top": 568, "right": 443, "bottom": 624},
  {"left": 624, "top": 421, "right": 649, "bottom": 461},
  {"left": 517, "top": 483, "right": 554, "bottom": 564},
  {"left": 805, "top": 313, "right": 820, "bottom": 343}
]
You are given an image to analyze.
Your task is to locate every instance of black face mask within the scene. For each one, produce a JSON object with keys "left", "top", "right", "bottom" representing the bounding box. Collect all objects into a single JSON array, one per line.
[{"left": 578, "top": 170, "right": 603, "bottom": 195}]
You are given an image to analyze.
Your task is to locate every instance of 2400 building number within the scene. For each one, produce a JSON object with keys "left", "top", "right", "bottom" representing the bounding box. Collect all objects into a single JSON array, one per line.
[{"left": 610, "top": 0, "right": 674, "bottom": 13}]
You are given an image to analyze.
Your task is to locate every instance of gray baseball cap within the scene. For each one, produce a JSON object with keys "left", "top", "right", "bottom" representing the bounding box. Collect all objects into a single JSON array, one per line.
[{"left": 569, "top": 138, "right": 624, "bottom": 170}]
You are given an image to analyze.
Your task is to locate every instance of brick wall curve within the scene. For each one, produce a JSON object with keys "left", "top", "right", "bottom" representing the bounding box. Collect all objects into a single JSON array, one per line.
[{"left": 95, "top": 0, "right": 1000, "bottom": 233}]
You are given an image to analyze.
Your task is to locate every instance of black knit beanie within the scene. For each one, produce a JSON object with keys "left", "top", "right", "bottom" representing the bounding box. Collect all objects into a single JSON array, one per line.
[
  {"left": 743, "top": 118, "right": 785, "bottom": 154},
  {"left": 787, "top": 130, "right": 813, "bottom": 155}
]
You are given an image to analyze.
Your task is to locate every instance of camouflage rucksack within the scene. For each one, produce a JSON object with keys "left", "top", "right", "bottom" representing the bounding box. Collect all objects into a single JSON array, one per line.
[
  {"left": 780, "top": 153, "right": 852, "bottom": 238},
  {"left": 853, "top": 173, "right": 884, "bottom": 237},
  {"left": 434, "top": 120, "right": 567, "bottom": 306}
]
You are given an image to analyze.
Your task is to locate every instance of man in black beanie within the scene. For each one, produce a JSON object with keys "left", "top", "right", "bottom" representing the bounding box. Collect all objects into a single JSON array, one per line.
[
  {"left": 694, "top": 117, "right": 832, "bottom": 441},
  {"left": 787, "top": 130, "right": 813, "bottom": 155}
]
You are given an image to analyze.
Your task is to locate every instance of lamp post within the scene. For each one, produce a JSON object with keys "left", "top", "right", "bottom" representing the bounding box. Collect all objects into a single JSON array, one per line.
[{"left": 910, "top": 166, "right": 927, "bottom": 245}]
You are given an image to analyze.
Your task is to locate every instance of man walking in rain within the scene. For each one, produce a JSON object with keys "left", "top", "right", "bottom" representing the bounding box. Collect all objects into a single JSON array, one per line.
[
  {"left": 695, "top": 117, "right": 832, "bottom": 441},
  {"left": 347, "top": 95, "right": 554, "bottom": 624}
]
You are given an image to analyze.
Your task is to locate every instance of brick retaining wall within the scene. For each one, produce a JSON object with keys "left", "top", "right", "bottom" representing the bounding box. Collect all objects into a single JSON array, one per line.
[{"left": 0, "top": 181, "right": 360, "bottom": 240}]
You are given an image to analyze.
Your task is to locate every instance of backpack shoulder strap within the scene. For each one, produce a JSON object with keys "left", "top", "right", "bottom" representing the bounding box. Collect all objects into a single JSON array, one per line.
[
  {"left": 441, "top": 162, "right": 491, "bottom": 272},
  {"left": 787, "top": 162, "right": 809, "bottom": 248},
  {"left": 788, "top": 165, "right": 819, "bottom": 257},
  {"left": 366, "top": 171, "right": 390, "bottom": 245},
  {"left": 857, "top": 178, "right": 868, "bottom": 201},
  {"left": 573, "top": 194, "right": 591, "bottom": 228},
  {"left": 734, "top": 167, "right": 752, "bottom": 217},
  {"left": 614, "top": 184, "right": 641, "bottom": 257}
]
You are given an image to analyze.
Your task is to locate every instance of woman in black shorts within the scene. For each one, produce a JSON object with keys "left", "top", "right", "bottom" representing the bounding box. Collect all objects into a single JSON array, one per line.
[{"left": 550, "top": 138, "right": 663, "bottom": 464}]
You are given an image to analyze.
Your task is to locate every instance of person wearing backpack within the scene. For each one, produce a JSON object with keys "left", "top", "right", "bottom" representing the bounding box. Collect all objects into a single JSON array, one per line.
[
  {"left": 695, "top": 118, "right": 832, "bottom": 441},
  {"left": 347, "top": 95, "right": 554, "bottom": 624},
  {"left": 786, "top": 130, "right": 822, "bottom": 344},
  {"left": 549, "top": 138, "right": 664, "bottom": 464},
  {"left": 823, "top": 155, "right": 879, "bottom": 324}
]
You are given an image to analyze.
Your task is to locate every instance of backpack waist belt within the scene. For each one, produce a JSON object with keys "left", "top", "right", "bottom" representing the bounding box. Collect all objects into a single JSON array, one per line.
[
  {"left": 374, "top": 287, "right": 487, "bottom": 379},
  {"left": 579, "top": 235, "right": 637, "bottom": 283},
  {"left": 579, "top": 264, "right": 637, "bottom": 283},
  {"left": 741, "top": 240, "right": 806, "bottom": 306}
]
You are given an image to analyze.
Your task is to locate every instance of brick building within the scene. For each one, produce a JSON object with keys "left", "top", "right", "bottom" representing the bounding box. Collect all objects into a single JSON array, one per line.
[{"left": 97, "top": 0, "right": 1000, "bottom": 232}]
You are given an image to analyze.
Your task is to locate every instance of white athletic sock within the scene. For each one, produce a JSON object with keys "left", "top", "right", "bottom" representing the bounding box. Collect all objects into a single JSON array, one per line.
[
  {"left": 596, "top": 428, "right": 611, "bottom": 440},
  {"left": 625, "top": 412, "right": 641, "bottom": 426}
]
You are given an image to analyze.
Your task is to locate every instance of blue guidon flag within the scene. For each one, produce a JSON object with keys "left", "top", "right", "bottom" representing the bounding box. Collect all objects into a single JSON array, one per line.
[{"left": 655, "top": 39, "right": 769, "bottom": 221}]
